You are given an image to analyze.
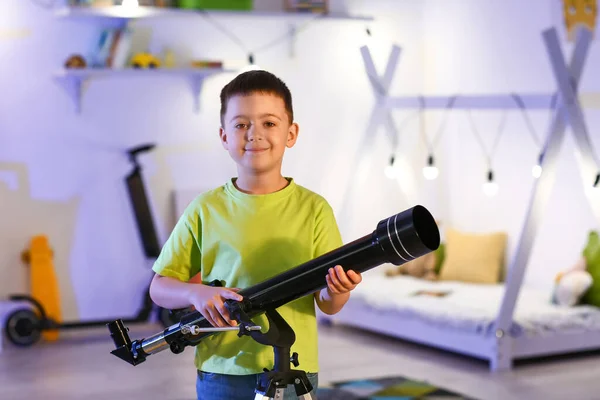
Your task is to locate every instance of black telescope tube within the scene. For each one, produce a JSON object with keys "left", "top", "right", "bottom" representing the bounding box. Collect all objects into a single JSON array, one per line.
[
  {"left": 243, "top": 204, "right": 438, "bottom": 311},
  {"left": 112, "top": 205, "right": 440, "bottom": 364}
]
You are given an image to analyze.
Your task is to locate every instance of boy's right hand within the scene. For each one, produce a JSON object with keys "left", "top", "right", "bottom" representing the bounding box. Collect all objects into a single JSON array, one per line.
[{"left": 188, "top": 285, "right": 243, "bottom": 327}]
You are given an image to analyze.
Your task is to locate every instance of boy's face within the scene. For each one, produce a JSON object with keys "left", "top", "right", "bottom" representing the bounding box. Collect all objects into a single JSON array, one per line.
[{"left": 220, "top": 92, "right": 298, "bottom": 176}]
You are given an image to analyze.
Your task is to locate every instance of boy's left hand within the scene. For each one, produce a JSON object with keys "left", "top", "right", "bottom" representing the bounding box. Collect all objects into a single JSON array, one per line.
[{"left": 326, "top": 265, "right": 362, "bottom": 295}]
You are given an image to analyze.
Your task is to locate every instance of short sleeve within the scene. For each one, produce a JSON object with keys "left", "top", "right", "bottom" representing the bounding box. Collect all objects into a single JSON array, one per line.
[
  {"left": 313, "top": 199, "right": 343, "bottom": 258},
  {"left": 152, "top": 202, "right": 202, "bottom": 282}
]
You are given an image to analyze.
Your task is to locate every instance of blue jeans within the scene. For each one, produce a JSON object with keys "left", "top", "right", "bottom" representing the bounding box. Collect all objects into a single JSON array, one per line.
[{"left": 196, "top": 370, "right": 319, "bottom": 400}]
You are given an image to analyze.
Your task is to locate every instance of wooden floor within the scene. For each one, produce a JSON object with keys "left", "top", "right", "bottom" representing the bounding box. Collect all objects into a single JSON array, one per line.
[{"left": 2, "top": 322, "right": 600, "bottom": 399}]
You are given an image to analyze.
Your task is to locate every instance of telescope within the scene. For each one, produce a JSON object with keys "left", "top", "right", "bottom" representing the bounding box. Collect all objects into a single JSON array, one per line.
[{"left": 107, "top": 205, "right": 440, "bottom": 369}]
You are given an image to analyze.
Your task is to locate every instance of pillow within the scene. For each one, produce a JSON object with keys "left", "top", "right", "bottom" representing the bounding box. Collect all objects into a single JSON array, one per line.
[
  {"left": 438, "top": 228, "right": 507, "bottom": 284},
  {"left": 552, "top": 257, "right": 593, "bottom": 307},
  {"left": 580, "top": 231, "right": 600, "bottom": 307}
]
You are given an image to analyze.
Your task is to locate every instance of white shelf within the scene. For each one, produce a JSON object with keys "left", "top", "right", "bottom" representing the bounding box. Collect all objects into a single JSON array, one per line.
[
  {"left": 53, "top": 67, "right": 235, "bottom": 114},
  {"left": 55, "top": 5, "right": 374, "bottom": 21}
]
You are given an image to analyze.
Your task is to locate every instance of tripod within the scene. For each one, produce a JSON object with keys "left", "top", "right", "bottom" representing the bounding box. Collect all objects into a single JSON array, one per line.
[{"left": 227, "top": 303, "right": 316, "bottom": 400}]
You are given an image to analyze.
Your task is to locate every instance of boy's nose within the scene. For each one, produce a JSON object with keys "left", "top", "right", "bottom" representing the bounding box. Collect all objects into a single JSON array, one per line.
[{"left": 247, "top": 126, "right": 264, "bottom": 141}]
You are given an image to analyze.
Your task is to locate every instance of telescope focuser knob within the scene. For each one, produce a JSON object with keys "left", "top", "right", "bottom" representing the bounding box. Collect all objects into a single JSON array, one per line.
[{"left": 291, "top": 352, "right": 299, "bottom": 367}]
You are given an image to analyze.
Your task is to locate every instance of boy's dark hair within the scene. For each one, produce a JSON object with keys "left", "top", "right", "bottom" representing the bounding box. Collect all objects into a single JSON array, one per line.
[{"left": 220, "top": 70, "right": 294, "bottom": 126}]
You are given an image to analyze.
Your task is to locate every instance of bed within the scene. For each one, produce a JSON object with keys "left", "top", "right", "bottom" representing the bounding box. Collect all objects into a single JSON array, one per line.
[{"left": 319, "top": 270, "right": 600, "bottom": 371}]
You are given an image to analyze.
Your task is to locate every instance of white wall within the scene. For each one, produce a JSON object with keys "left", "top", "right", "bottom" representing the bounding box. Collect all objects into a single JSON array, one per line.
[
  {"left": 3, "top": 0, "right": 598, "bottom": 322},
  {"left": 0, "top": 0, "right": 425, "bottom": 319},
  {"left": 423, "top": 0, "right": 600, "bottom": 292}
]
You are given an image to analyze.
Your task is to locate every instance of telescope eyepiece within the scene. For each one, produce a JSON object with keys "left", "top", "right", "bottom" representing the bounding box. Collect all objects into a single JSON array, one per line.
[
  {"left": 108, "top": 319, "right": 132, "bottom": 348},
  {"left": 375, "top": 205, "right": 440, "bottom": 265}
]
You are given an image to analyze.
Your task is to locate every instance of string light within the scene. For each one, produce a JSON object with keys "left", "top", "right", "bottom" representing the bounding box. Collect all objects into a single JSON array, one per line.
[
  {"left": 422, "top": 154, "right": 439, "bottom": 180},
  {"left": 384, "top": 155, "right": 396, "bottom": 179},
  {"left": 532, "top": 153, "right": 544, "bottom": 179},
  {"left": 121, "top": 0, "right": 139, "bottom": 8},
  {"left": 419, "top": 96, "right": 456, "bottom": 182},
  {"left": 482, "top": 169, "right": 499, "bottom": 197}
]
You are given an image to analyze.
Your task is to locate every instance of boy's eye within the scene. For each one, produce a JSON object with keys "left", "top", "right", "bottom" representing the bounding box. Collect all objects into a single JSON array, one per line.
[
  {"left": 235, "top": 123, "right": 247, "bottom": 129},
  {"left": 264, "top": 122, "right": 276, "bottom": 127}
]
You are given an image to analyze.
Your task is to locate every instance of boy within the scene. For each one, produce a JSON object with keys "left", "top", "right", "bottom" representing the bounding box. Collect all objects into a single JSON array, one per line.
[{"left": 149, "top": 70, "right": 362, "bottom": 400}]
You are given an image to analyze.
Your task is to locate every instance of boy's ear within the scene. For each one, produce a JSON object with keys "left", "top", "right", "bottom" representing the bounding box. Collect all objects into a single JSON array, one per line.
[
  {"left": 286, "top": 123, "right": 299, "bottom": 148},
  {"left": 219, "top": 127, "right": 229, "bottom": 150}
]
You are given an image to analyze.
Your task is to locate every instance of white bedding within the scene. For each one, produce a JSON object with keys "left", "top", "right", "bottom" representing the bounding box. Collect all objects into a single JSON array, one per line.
[{"left": 349, "top": 273, "right": 600, "bottom": 337}]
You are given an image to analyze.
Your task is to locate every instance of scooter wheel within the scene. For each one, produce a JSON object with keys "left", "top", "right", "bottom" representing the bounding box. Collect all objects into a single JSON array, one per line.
[{"left": 4, "top": 308, "right": 42, "bottom": 347}]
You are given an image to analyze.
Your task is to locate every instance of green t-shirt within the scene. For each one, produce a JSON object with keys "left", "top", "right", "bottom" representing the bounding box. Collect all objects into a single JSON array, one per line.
[{"left": 152, "top": 177, "right": 343, "bottom": 375}]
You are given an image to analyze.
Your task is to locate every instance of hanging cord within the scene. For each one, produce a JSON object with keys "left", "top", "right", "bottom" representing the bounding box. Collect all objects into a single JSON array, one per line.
[
  {"left": 392, "top": 110, "right": 421, "bottom": 153},
  {"left": 511, "top": 93, "right": 543, "bottom": 149},
  {"left": 386, "top": 110, "right": 421, "bottom": 168},
  {"left": 418, "top": 95, "right": 458, "bottom": 155},
  {"left": 539, "top": 93, "right": 559, "bottom": 161},
  {"left": 466, "top": 107, "right": 508, "bottom": 170},
  {"left": 196, "top": 9, "right": 324, "bottom": 62}
]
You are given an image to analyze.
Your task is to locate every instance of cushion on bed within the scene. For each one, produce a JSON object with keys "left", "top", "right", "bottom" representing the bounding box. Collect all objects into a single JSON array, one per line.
[
  {"left": 438, "top": 228, "right": 507, "bottom": 284},
  {"left": 581, "top": 231, "right": 600, "bottom": 307}
]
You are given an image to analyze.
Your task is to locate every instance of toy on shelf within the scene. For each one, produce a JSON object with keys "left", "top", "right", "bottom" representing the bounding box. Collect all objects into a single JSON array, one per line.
[
  {"left": 190, "top": 59, "right": 223, "bottom": 69},
  {"left": 64, "top": 54, "right": 87, "bottom": 69},
  {"left": 285, "top": 0, "right": 328, "bottom": 13},
  {"left": 176, "top": 0, "right": 253, "bottom": 11},
  {"left": 130, "top": 52, "right": 161, "bottom": 68}
]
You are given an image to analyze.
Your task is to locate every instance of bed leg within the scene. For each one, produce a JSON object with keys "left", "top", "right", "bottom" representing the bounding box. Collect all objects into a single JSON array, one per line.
[
  {"left": 490, "top": 352, "right": 512, "bottom": 371},
  {"left": 489, "top": 332, "right": 513, "bottom": 372}
]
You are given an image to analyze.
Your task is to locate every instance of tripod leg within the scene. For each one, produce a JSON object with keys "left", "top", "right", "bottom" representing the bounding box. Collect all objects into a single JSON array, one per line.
[
  {"left": 253, "top": 388, "right": 285, "bottom": 400},
  {"left": 294, "top": 375, "right": 316, "bottom": 400}
]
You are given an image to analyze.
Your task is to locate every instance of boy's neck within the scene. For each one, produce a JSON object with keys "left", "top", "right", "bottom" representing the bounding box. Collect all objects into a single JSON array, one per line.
[{"left": 235, "top": 171, "right": 290, "bottom": 195}]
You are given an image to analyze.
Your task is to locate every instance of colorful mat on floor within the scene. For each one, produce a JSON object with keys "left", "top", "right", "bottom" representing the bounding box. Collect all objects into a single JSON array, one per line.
[{"left": 316, "top": 376, "right": 474, "bottom": 399}]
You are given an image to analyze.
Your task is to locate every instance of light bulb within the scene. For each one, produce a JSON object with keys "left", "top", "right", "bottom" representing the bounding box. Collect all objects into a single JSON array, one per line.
[
  {"left": 533, "top": 153, "right": 544, "bottom": 179},
  {"left": 482, "top": 170, "right": 499, "bottom": 197},
  {"left": 384, "top": 165, "right": 396, "bottom": 179},
  {"left": 121, "top": 0, "right": 139, "bottom": 7},
  {"left": 483, "top": 182, "right": 499, "bottom": 197},
  {"left": 422, "top": 155, "right": 438, "bottom": 180},
  {"left": 423, "top": 166, "right": 439, "bottom": 180}
]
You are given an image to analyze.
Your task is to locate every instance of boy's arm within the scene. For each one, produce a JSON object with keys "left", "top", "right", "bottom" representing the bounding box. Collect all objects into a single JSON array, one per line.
[
  {"left": 149, "top": 201, "right": 242, "bottom": 327},
  {"left": 311, "top": 200, "right": 362, "bottom": 315},
  {"left": 150, "top": 274, "right": 242, "bottom": 326},
  {"left": 149, "top": 274, "right": 199, "bottom": 309}
]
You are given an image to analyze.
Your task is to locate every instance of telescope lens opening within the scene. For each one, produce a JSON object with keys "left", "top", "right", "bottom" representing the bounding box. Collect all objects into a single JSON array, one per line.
[{"left": 412, "top": 205, "right": 440, "bottom": 251}]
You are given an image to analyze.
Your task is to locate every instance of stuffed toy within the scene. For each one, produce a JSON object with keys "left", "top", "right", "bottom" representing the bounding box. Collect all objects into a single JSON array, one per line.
[
  {"left": 551, "top": 257, "right": 593, "bottom": 307},
  {"left": 385, "top": 251, "right": 438, "bottom": 281}
]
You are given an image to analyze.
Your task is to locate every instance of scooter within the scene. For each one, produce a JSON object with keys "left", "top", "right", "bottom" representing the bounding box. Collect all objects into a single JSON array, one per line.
[{"left": 4, "top": 144, "right": 177, "bottom": 347}]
